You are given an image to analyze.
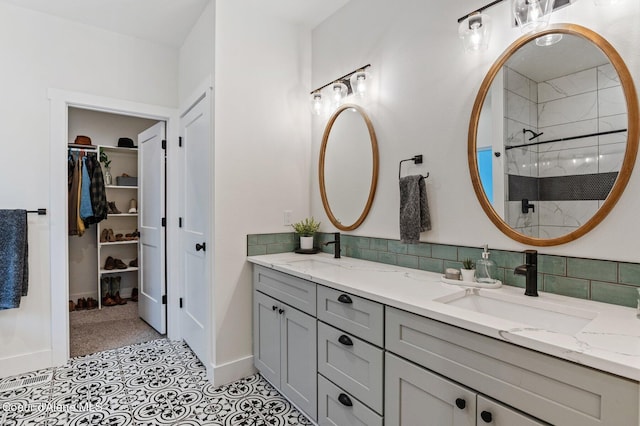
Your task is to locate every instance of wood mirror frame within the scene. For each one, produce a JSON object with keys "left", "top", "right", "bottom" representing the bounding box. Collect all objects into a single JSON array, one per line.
[
  {"left": 468, "top": 24, "right": 639, "bottom": 246},
  {"left": 319, "top": 104, "right": 379, "bottom": 231}
]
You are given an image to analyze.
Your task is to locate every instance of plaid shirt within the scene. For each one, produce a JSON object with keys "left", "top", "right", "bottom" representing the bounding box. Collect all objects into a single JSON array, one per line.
[{"left": 84, "top": 155, "right": 108, "bottom": 224}]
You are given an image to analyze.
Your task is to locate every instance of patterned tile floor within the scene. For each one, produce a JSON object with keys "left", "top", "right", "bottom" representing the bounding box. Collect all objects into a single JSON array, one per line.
[{"left": 0, "top": 339, "right": 313, "bottom": 425}]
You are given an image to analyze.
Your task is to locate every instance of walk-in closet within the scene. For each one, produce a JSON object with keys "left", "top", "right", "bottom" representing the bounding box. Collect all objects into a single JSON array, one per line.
[{"left": 67, "top": 107, "right": 165, "bottom": 357}]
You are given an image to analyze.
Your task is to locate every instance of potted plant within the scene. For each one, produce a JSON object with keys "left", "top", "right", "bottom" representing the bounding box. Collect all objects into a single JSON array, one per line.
[
  {"left": 99, "top": 148, "right": 113, "bottom": 185},
  {"left": 291, "top": 217, "right": 321, "bottom": 250},
  {"left": 461, "top": 258, "right": 476, "bottom": 282}
]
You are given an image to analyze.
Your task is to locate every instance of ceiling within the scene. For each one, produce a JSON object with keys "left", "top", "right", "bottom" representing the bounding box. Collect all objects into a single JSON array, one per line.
[{"left": 0, "top": 0, "right": 350, "bottom": 48}]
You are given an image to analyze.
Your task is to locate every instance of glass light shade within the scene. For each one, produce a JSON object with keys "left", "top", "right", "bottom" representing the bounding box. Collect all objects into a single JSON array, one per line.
[
  {"left": 535, "top": 33, "right": 562, "bottom": 46},
  {"left": 331, "top": 82, "right": 348, "bottom": 108},
  {"left": 458, "top": 13, "right": 491, "bottom": 52},
  {"left": 349, "top": 70, "right": 371, "bottom": 98},
  {"left": 310, "top": 92, "right": 323, "bottom": 115},
  {"left": 513, "top": 0, "right": 556, "bottom": 33}
]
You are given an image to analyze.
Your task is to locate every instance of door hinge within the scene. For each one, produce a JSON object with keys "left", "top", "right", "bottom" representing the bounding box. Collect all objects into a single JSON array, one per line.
[
  {"left": 162, "top": 295, "right": 167, "bottom": 305},
  {"left": 178, "top": 136, "right": 183, "bottom": 147},
  {"left": 161, "top": 139, "right": 166, "bottom": 150},
  {"left": 179, "top": 298, "right": 183, "bottom": 308},
  {"left": 179, "top": 217, "right": 183, "bottom": 228},
  {"left": 161, "top": 217, "right": 166, "bottom": 227}
]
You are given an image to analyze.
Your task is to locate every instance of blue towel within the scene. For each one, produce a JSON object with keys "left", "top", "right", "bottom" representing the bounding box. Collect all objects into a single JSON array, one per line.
[
  {"left": 80, "top": 156, "right": 94, "bottom": 220},
  {"left": 0, "top": 209, "right": 28, "bottom": 310},
  {"left": 399, "top": 175, "right": 431, "bottom": 243}
]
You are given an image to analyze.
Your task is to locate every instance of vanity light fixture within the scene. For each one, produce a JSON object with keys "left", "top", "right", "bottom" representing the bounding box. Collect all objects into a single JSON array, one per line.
[
  {"left": 513, "top": 0, "right": 556, "bottom": 33},
  {"left": 458, "top": 0, "right": 564, "bottom": 52},
  {"left": 458, "top": 12, "right": 492, "bottom": 52},
  {"left": 309, "top": 64, "right": 372, "bottom": 115}
]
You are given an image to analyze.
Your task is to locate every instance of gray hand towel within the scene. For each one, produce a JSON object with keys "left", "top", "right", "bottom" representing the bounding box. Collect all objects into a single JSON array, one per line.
[
  {"left": 0, "top": 209, "right": 29, "bottom": 310},
  {"left": 399, "top": 175, "right": 431, "bottom": 244}
]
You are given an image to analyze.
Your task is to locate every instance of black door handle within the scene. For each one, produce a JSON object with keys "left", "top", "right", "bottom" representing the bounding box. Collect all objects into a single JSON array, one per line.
[
  {"left": 196, "top": 242, "right": 206, "bottom": 252},
  {"left": 338, "top": 335, "right": 353, "bottom": 346},
  {"left": 480, "top": 411, "right": 493, "bottom": 423},
  {"left": 272, "top": 305, "right": 277, "bottom": 311},
  {"left": 455, "top": 398, "right": 466, "bottom": 409},
  {"left": 338, "top": 393, "right": 353, "bottom": 407},
  {"left": 337, "top": 294, "right": 352, "bottom": 304},
  {"left": 278, "top": 308, "right": 285, "bottom": 315}
]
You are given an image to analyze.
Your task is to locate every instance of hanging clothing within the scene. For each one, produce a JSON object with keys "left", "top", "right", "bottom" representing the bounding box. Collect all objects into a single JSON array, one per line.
[
  {"left": 79, "top": 156, "right": 95, "bottom": 221},
  {"left": 87, "top": 155, "right": 108, "bottom": 224},
  {"left": 68, "top": 153, "right": 81, "bottom": 236}
]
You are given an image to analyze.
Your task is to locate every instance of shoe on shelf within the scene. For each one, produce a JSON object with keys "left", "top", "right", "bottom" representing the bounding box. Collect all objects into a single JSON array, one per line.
[
  {"left": 100, "top": 228, "right": 109, "bottom": 243},
  {"left": 129, "top": 258, "right": 138, "bottom": 268},
  {"left": 115, "top": 233, "right": 125, "bottom": 241},
  {"left": 104, "top": 256, "right": 116, "bottom": 270},
  {"left": 69, "top": 300, "right": 75, "bottom": 312},
  {"left": 128, "top": 198, "right": 137, "bottom": 214},
  {"left": 113, "top": 258, "right": 128, "bottom": 270},
  {"left": 103, "top": 295, "right": 116, "bottom": 307},
  {"left": 107, "top": 228, "right": 116, "bottom": 242},
  {"left": 108, "top": 201, "right": 121, "bottom": 215},
  {"left": 131, "top": 288, "right": 138, "bottom": 302},
  {"left": 113, "top": 291, "right": 127, "bottom": 305}
]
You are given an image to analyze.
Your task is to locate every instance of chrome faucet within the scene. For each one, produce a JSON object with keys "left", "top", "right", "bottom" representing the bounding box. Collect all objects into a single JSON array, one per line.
[
  {"left": 515, "top": 250, "right": 538, "bottom": 297},
  {"left": 324, "top": 232, "right": 341, "bottom": 259}
]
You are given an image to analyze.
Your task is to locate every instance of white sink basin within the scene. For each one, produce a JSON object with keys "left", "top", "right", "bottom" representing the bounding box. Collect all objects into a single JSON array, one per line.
[
  {"left": 436, "top": 289, "right": 597, "bottom": 335},
  {"left": 280, "top": 258, "right": 340, "bottom": 271}
]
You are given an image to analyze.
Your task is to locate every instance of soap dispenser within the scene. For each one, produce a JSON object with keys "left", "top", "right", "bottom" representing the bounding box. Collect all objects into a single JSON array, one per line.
[{"left": 476, "top": 245, "right": 497, "bottom": 284}]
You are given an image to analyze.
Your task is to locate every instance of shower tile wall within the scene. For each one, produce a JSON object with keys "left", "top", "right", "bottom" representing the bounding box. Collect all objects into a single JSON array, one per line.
[
  {"left": 504, "top": 66, "right": 539, "bottom": 237},
  {"left": 504, "top": 63, "right": 627, "bottom": 239}
]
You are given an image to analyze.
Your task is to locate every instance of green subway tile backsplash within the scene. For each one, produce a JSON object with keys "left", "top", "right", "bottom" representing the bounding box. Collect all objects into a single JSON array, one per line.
[
  {"left": 246, "top": 232, "right": 640, "bottom": 309},
  {"left": 567, "top": 258, "right": 617, "bottom": 282}
]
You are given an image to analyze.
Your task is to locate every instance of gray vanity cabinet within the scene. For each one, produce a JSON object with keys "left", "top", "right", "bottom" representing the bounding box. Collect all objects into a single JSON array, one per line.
[
  {"left": 386, "top": 352, "right": 545, "bottom": 426},
  {"left": 253, "top": 266, "right": 317, "bottom": 421}
]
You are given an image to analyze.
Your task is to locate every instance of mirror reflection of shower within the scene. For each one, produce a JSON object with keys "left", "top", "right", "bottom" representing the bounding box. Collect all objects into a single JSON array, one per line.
[{"left": 523, "top": 128, "right": 543, "bottom": 141}]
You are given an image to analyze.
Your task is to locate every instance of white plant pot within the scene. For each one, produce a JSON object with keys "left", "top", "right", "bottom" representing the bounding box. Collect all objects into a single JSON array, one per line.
[
  {"left": 461, "top": 268, "right": 476, "bottom": 283},
  {"left": 300, "top": 236, "right": 314, "bottom": 250}
]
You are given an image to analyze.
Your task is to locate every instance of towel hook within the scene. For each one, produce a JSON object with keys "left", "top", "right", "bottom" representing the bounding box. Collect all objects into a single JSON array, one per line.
[{"left": 399, "top": 155, "right": 429, "bottom": 180}]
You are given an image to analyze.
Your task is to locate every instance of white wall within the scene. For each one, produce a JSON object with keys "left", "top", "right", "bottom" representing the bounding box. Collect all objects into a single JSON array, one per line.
[
  {"left": 213, "top": 1, "right": 312, "bottom": 378},
  {"left": 0, "top": 2, "right": 178, "bottom": 377},
  {"left": 311, "top": 0, "right": 640, "bottom": 262}
]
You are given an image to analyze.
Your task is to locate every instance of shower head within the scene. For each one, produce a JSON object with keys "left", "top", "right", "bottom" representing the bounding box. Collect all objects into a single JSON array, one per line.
[{"left": 523, "top": 129, "right": 544, "bottom": 141}]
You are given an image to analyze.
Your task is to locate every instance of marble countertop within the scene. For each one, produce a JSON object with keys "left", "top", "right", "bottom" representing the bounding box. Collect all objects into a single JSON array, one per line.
[{"left": 248, "top": 252, "right": 640, "bottom": 382}]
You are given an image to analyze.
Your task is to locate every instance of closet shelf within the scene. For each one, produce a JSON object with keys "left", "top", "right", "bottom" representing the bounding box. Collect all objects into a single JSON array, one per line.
[
  {"left": 101, "top": 146, "right": 138, "bottom": 153},
  {"left": 107, "top": 213, "right": 138, "bottom": 217},
  {"left": 105, "top": 185, "right": 138, "bottom": 189},
  {"left": 99, "top": 240, "right": 139, "bottom": 246},
  {"left": 100, "top": 267, "right": 139, "bottom": 275}
]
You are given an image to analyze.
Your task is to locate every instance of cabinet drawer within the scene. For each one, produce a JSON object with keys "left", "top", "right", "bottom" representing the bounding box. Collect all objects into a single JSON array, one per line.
[
  {"left": 317, "top": 285, "right": 383, "bottom": 346},
  {"left": 317, "top": 321, "right": 383, "bottom": 413},
  {"left": 318, "top": 374, "right": 383, "bottom": 426},
  {"left": 254, "top": 265, "right": 316, "bottom": 316},
  {"left": 477, "top": 396, "right": 548, "bottom": 426},
  {"left": 386, "top": 306, "right": 639, "bottom": 426}
]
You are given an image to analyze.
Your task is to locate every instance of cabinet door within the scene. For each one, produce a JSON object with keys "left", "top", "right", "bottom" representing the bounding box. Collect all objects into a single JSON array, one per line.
[
  {"left": 386, "top": 353, "right": 476, "bottom": 426},
  {"left": 477, "top": 396, "right": 548, "bottom": 426},
  {"left": 281, "top": 304, "right": 317, "bottom": 421},
  {"left": 253, "top": 291, "right": 281, "bottom": 386}
]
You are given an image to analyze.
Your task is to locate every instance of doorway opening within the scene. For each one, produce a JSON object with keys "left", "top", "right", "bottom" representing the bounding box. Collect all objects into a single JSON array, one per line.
[{"left": 67, "top": 107, "right": 166, "bottom": 357}]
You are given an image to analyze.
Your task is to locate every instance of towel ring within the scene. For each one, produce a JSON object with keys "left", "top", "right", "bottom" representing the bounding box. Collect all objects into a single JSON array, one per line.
[{"left": 399, "top": 155, "right": 429, "bottom": 180}]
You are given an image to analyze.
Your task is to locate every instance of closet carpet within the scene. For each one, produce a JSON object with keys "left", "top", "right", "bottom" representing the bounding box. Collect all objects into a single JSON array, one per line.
[
  {"left": 70, "top": 301, "right": 163, "bottom": 357},
  {"left": 0, "top": 339, "right": 312, "bottom": 425}
]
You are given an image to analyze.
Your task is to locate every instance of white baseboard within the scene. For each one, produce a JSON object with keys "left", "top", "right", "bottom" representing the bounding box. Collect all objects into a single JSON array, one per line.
[
  {"left": 0, "top": 349, "right": 56, "bottom": 379},
  {"left": 210, "top": 355, "right": 256, "bottom": 387}
]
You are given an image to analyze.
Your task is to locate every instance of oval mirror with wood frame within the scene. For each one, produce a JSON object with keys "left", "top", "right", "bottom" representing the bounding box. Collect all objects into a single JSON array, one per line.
[
  {"left": 468, "top": 24, "right": 639, "bottom": 246},
  {"left": 319, "top": 104, "right": 379, "bottom": 231}
]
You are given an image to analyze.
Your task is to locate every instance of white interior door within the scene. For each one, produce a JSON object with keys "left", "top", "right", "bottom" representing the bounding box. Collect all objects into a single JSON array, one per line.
[
  {"left": 179, "top": 93, "right": 211, "bottom": 365},
  {"left": 138, "top": 122, "right": 166, "bottom": 334}
]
